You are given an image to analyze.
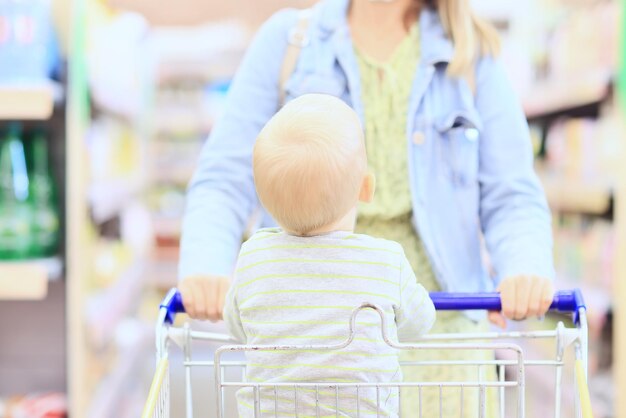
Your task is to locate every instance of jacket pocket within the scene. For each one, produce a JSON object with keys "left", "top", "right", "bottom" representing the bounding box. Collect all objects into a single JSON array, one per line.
[{"left": 436, "top": 110, "right": 482, "bottom": 187}]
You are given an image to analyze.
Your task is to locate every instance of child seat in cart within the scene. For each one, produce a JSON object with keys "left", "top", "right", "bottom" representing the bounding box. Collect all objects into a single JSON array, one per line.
[{"left": 142, "top": 288, "right": 593, "bottom": 418}]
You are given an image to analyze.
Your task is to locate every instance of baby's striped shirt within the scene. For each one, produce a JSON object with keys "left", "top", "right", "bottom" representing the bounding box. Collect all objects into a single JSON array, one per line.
[{"left": 224, "top": 228, "right": 436, "bottom": 417}]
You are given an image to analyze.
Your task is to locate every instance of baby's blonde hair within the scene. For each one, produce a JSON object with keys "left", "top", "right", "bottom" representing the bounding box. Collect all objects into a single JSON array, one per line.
[{"left": 253, "top": 94, "right": 367, "bottom": 236}]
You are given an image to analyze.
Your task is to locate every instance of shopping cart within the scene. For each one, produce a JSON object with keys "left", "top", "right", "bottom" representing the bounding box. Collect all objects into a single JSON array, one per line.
[{"left": 142, "top": 288, "right": 593, "bottom": 418}]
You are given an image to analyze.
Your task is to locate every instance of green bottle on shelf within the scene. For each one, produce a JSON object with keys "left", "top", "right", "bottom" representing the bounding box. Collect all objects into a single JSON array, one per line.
[
  {"left": 0, "top": 124, "right": 34, "bottom": 260},
  {"left": 27, "top": 131, "right": 60, "bottom": 257}
]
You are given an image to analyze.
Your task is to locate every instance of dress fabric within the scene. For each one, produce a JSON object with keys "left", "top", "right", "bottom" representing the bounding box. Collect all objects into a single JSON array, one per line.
[{"left": 354, "top": 24, "right": 498, "bottom": 418}]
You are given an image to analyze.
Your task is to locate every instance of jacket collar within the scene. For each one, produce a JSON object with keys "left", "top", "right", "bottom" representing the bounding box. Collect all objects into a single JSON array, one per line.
[{"left": 315, "top": 0, "right": 454, "bottom": 66}]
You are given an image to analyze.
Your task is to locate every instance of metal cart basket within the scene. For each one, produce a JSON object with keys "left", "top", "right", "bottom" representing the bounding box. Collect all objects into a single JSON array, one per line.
[{"left": 142, "top": 288, "right": 592, "bottom": 418}]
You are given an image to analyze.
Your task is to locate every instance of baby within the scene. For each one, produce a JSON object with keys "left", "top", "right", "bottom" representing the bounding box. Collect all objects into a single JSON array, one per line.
[{"left": 223, "top": 94, "right": 436, "bottom": 417}]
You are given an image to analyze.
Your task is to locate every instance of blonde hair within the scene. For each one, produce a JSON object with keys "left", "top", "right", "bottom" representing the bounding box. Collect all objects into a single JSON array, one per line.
[
  {"left": 420, "top": 0, "right": 500, "bottom": 82},
  {"left": 253, "top": 94, "right": 367, "bottom": 236}
]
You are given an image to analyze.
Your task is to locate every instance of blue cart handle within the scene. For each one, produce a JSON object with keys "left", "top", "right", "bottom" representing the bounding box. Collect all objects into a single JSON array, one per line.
[
  {"left": 160, "top": 288, "right": 185, "bottom": 324},
  {"left": 160, "top": 288, "right": 586, "bottom": 325},
  {"left": 430, "top": 288, "right": 586, "bottom": 324}
]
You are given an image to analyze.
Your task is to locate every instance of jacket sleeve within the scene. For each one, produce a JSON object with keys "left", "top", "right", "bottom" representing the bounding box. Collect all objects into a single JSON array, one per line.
[
  {"left": 178, "top": 10, "right": 297, "bottom": 280},
  {"left": 395, "top": 252, "right": 436, "bottom": 342},
  {"left": 475, "top": 56, "right": 555, "bottom": 284}
]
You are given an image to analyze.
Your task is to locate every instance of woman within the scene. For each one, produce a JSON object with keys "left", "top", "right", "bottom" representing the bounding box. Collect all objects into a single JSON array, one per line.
[{"left": 179, "top": 0, "right": 555, "bottom": 415}]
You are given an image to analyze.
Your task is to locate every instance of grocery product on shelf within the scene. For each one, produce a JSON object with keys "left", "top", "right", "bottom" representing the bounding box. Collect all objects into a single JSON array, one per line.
[
  {"left": 27, "top": 131, "right": 60, "bottom": 257},
  {"left": 0, "top": 126, "right": 60, "bottom": 260},
  {"left": 0, "top": 124, "right": 33, "bottom": 259},
  {"left": 0, "top": 0, "right": 58, "bottom": 82},
  {"left": 0, "top": 392, "right": 67, "bottom": 418}
]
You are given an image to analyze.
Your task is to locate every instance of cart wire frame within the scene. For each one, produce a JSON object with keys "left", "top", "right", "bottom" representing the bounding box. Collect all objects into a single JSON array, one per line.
[{"left": 142, "top": 289, "right": 593, "bottom": 418}]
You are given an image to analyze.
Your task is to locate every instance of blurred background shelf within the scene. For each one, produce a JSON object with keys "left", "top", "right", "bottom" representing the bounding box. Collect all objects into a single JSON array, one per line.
[
  {"left": 538, "top": 174, "right": 613, "bottom": 217},
  {"left": 0, "top": 82, "right": 62, "bottom": 120},
  {"left": 525, "top": 79, "right": 613, "bottom": 157},
  {"left": 0, "top": 257, "right": 63, "bottom": 300},
  {"left": 524, "top": 79, "right": 611, "bottom": 122}
]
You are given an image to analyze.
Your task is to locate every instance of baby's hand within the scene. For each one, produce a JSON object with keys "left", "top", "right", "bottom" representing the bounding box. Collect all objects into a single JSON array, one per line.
[
  {"left": 488, "top": 276, "right": 554, "bottom": 329},
  {"left": 179, "top": 275, "right": 230, "bottom": 321}
]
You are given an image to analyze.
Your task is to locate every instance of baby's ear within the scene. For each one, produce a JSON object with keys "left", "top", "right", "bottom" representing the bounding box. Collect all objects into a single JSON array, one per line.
[{"left": 359, "top": 172, "right": 376, "bottom": 203}]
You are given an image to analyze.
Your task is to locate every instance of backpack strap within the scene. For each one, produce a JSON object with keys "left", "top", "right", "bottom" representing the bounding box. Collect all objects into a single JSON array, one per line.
[{"left": 279, "top": 9, "right": 312, "bottom": 106}]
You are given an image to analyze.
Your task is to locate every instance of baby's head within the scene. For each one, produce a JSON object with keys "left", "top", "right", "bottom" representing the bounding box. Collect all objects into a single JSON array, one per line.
[{"left": 253, "top": 94, "right": 373, "bottom": 236}]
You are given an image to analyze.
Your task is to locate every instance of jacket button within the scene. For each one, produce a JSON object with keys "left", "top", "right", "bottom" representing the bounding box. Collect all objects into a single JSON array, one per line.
[
  {"left": 412, "top": 131, "right": 425, "bottom": 145},
  {"left": 465, "top": 128, "right": 479, "bottom": 142}
]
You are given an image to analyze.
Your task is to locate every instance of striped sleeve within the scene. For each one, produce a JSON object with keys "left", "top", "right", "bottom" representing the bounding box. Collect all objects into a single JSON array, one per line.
[
  {"left": 394, "top": 251, "right": 436, "bottom": 342},
  {"left": 224, "top": 282, "right": 247, "bottom": 343}
]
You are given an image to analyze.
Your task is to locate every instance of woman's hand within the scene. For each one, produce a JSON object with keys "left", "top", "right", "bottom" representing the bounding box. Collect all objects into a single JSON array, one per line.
[
  {"left": 488, "top": 276, "right": 554, "bottom": 329},
  {"left": 179, "top": 275, "right": 230, "bottom": 321}
]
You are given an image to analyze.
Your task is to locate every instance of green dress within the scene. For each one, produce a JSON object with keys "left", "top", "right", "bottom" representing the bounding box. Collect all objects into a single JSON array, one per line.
[{"left": 354, "top": 24, "right": 498, "bottom": 417}]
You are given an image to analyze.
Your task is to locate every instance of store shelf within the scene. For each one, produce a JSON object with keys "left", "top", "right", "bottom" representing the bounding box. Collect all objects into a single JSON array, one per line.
[
  {"left": 0, "top": 257, "right": 63, "bottom": 300},
  {"left": 151, "top": 110, "right": 213, "bottom": 136},
  {"left": 0, "top": 82, "right": 59, "bottom": 120},
  {"left": 538, "top": 173, "right": 613, "bottom": 216},
  {"left": 85, "top": 261, "right": 146, "bottom": 348},
  {"left": 524, "top": 78, "right": 610, "bottom": 122},
  {"left": 150, "top": 22, "right": 248, "bottom": 83},
  {"left": 525, "top": 90, "right": 606, "bottom": 123}
]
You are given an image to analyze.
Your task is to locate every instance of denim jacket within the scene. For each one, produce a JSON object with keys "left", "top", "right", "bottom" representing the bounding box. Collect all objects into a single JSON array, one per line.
[{"left": 179, "top": 0, "right": 555, "bottom": 296}]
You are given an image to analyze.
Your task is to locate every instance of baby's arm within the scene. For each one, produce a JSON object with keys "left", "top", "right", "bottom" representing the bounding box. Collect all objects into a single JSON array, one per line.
[
  {"left": 394, "top": 253, "right": 436, "bottom": 342},
  {"left": 223, "top": 283, "right": 247, "bottom": 343}
]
